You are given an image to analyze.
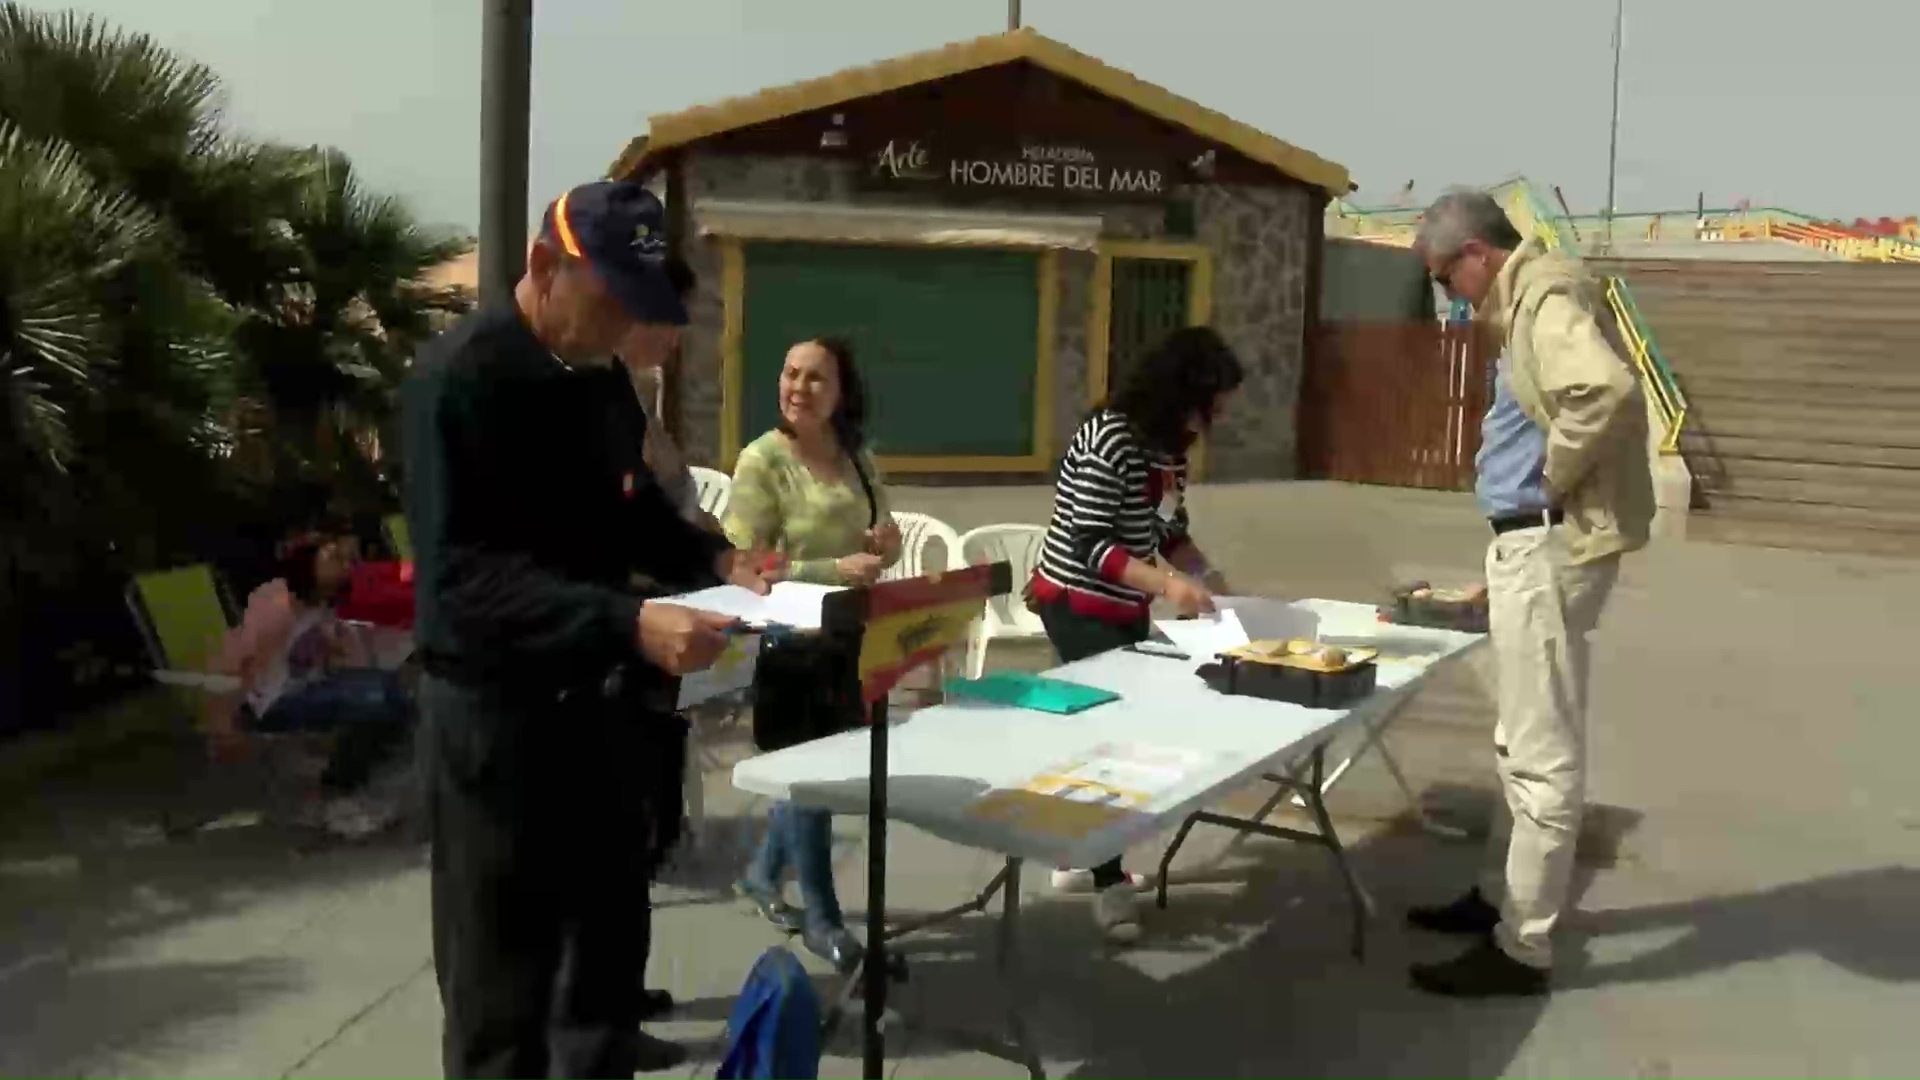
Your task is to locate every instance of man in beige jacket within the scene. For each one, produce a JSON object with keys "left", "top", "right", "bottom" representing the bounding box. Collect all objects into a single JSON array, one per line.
[{"left": 1406, "top": 189, "right": 1655, "bottom": 997}]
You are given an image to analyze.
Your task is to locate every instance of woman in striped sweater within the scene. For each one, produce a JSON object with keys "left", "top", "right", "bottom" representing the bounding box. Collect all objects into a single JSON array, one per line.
[{"left": 1029, "top": 325, "right": 1243, "bottom": 944}]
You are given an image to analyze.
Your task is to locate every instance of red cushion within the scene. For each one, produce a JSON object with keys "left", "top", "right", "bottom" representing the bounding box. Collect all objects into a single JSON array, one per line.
[{"left": 338, "top": 560, "right": 416, "bottom": 629}]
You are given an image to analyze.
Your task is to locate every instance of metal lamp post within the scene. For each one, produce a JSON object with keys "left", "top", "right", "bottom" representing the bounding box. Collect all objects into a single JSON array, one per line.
[{"left": 480, "top": 0, "right": 533, "bottom": 305}]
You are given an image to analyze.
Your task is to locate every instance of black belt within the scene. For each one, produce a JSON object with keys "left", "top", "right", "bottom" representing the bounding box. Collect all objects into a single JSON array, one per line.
[
  {"left": 421, "top": 654, "right": 675, "bottom": 710},
  {"left": 1489, "top": 508, "right": 1563, "bottom": 535}
]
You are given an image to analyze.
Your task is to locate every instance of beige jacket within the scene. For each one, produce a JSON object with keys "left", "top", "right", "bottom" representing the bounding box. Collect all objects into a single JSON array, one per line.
[{"left": 1483, "top": 238, "right": 1655, "bottom": 564}]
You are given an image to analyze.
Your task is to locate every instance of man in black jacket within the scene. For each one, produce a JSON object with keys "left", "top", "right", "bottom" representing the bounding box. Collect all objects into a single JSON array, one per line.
[{"left": 402, "top": 181, "right": 766, "bottom": 1079}]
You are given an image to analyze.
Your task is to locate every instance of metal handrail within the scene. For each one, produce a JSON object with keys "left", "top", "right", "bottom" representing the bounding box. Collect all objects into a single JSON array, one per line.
[
  {"left": 1605, "top": 276, "right": 1687, "bottom": 454},
  {"left": 1502, "top": 178, "right": 1688, "bottom": 453}
]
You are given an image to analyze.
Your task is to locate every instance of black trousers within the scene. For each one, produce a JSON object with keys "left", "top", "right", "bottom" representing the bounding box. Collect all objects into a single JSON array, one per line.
[
  {"left": 1037, "top": 597, "right": 1150, "bottom": 889},
  {"left": 641, "top": 712, "right": 689, "bottom": 868},
  {"left": 420, "top": 674, "right": 666, "bottom": 1080}
]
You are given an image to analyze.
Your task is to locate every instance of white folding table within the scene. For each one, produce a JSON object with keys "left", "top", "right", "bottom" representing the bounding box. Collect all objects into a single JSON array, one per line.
[{"left": 732, "top": 598, "right": 1483, "bottom": 1078}]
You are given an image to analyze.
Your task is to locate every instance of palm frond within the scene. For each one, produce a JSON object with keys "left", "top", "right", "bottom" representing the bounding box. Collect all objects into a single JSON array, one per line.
[
  {"left": 0, "top": 120, "right": 162, "bottom": 470},
  {"left": 0, "top": 3, "right": 224, "bottom": 185}
]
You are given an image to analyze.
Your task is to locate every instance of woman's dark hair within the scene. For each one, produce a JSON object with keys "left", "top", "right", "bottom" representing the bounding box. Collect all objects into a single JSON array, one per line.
[
  {"left": 1107, "top": 325, "right": 1245, "bottom": 453},
  {"left": 277, "top": 532, "right": 326, "bottom": 605},
  {"left": 276, "top": 520, "right": 350, "bottom": 605},
  {"left": 779, "top": 336, "right": 870, "bottom": 453}
]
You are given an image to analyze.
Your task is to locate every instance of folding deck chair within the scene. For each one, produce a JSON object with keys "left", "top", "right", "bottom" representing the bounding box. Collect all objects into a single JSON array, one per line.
[
  {"left": 382, "top": 514, "right": 414, "bottom": 561},
  {"left": 124, "top": 565, "right": 315, "bottom": 836}
]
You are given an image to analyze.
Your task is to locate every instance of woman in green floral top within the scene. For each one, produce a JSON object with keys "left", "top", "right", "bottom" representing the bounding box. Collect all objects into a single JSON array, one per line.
[{"left": 726, "top": 337, "right": 899, "bottom": 972}]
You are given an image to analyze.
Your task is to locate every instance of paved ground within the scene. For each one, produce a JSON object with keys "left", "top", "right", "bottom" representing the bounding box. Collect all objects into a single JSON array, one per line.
[{"left": 4, "top": 481, "right": 1918, "bottom": 1078}]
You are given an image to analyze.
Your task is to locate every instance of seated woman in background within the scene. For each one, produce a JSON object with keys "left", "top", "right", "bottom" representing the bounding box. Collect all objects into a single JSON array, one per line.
[
  {"left": 726, "top": 336, "right": 900, "bottom": 973},
  {"left": 1028, "top": 325, "right": 1243, "bottom": 944},
  {"left": 215, "top": 527, "right": 416, "bottom": 838}
]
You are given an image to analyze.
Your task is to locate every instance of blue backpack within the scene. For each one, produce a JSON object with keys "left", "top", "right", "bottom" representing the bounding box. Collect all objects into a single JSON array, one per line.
[{"left": 717, "top": 947, "right": 823, "bottom": 1080}]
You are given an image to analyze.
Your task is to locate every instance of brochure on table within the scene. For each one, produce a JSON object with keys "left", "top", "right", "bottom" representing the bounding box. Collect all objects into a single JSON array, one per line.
[
  {"left": 966, "top": 742, "right": 1220, "bottom": 839},
  {"left": 674, "top": 632, "right": 760, "bottom": 710}
]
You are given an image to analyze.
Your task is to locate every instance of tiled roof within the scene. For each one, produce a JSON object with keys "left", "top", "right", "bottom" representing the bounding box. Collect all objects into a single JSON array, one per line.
[{"left": 610, "top": 27, "right": 1351, "bottom": 196}]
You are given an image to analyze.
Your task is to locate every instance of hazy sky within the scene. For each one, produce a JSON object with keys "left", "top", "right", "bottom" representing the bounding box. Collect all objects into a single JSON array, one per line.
[{"left": 38, "top": 0, "right": 1918, "bottom": 233}]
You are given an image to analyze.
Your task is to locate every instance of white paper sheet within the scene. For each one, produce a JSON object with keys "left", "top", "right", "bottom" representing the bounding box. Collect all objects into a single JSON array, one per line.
[
  {"left": 1152, "top": 608, "right": 1250, "bottom": 658},
  {"left": 1214, "top": 595, "right": 1322, "bottom": 643},
  {"left": 654, "top": 581, "right": 844, "bottom": 630},
  {"left": 675, "top": 632, "right": 761, "bottom": 709}
]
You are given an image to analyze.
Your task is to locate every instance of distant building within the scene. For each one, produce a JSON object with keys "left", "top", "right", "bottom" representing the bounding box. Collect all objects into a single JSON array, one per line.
[{"left": 605, "top": 27, "right": 1354, "bottom": 481}]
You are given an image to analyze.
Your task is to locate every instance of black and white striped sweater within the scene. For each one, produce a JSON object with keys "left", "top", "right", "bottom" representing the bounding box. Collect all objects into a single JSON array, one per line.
[{"left": 1031, "top": 408, "right": 1193, "bottom": 622}]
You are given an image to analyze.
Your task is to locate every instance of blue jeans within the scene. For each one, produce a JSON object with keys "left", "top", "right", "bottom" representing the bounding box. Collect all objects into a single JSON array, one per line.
[
  {"left": 257, "top": 668, "right": 413, "bottom": 793},
  {"left": 746, "top": 801, "right": 841, "bottom": 930}
]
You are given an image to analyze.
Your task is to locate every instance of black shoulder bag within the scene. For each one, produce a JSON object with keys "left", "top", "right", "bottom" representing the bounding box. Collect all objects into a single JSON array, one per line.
[{"left": 750, "top": 453, "right": 879, "bottom": 753}]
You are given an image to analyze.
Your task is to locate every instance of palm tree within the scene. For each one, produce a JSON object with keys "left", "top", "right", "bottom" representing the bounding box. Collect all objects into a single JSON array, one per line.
[
  {"left": 234, "top": 146, "right": 472, "bottom": 510},
  {"left": 0, "top": 120, "right": 173, "bottom": 634},
  {"left": 0, "top": 3, "right": 308, "bottom": 308},
  {"left": 0, "top": 2, "right": 472, "bottom": 532},
  {"left": 0, "top": 4, "right": 473, "bottom": 725}
]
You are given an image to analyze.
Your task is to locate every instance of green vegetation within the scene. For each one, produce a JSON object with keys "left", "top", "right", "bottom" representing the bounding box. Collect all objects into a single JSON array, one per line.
[
  {"left": 0, "top": 3, "right": 471, "bottom": 722},
  {"left": 0, "top": 2, "right": 471, "bottom": 595}
]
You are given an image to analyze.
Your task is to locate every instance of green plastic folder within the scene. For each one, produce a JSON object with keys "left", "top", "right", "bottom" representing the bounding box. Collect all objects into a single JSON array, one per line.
[{"left": 943, "top": 672, "right": 1120, "bottom": 715}]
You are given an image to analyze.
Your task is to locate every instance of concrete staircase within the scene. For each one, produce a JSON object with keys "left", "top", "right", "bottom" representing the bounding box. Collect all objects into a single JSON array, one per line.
[{"left": 1590, "top": 258, "right": 1920, "bottom": 556}]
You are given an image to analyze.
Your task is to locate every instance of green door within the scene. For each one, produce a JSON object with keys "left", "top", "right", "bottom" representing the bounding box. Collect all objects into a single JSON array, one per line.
[
  {"left": 740, "top": 242, "right": 1041, "bottom": 461},
  {"left": 1106, "top": 256, "right": 1193, "bottom": 397}
]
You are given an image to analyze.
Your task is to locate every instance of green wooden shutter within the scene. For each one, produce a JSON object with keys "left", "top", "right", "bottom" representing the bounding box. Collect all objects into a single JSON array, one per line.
[
  {"left": 1107, "top": 257, "right": 1192, "bottom": 395},
  {"left": 740, "top": 243, "right": 1040, "bottom": 459}
]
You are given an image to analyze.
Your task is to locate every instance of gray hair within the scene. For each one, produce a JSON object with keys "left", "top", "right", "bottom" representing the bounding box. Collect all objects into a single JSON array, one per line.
[{"left": 1416, "top": 188, "right": 1523, "bottom": 256}]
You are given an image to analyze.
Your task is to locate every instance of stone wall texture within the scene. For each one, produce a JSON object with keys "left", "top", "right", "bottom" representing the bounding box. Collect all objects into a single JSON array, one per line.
[{"left": 676, "top": 151, "right": 1313, "bottom": 480}]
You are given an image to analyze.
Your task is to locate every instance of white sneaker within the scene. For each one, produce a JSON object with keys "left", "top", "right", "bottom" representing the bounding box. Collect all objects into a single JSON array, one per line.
[
  {"left": 1093, "top": 883, "right": 1143, "bottom": 945},
  {"left": 1051, "top": 867, "right": 1153, "bottom": 894},
  {"left": 322, "top": 795, "right": 397, "bottom": 840}
]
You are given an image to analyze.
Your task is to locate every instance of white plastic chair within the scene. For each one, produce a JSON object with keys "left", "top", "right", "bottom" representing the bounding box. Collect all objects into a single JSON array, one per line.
[
  {"left": 879, "top": 512, "right": 965, "bottom": 703},
  {"left": 882, "top": 511, "right": 963, "bottom": 582},
  {"left": 690, "top": 466, "right": 731, "bottom": 518},
  {"left": 677, "top": 464, "right": 731, "bottom": 854},
  {"left": 957, "top": 524, "right": 1049, "bottom": 678}
]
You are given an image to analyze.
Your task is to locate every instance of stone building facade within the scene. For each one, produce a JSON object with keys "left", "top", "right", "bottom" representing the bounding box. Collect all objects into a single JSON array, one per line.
[{"left": 620, "top": 29, "right": 1349, "bottom": 482}]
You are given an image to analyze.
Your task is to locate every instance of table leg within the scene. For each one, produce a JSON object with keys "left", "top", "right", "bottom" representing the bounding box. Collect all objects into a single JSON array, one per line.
[
  {"left": 862, "top": 700, "right": 889, "bottom": 1080},
  {"left": 995, "top": 859, "right": 1046, "bottom": 1080},
  {"left": 1287, "top": 694, "right": 1467, "bottom": 839},
  {"left": 825, "top": 857, "right": 1043, "bottom": 1078},
  {"left": 1300, "top": 745, "right": 1368, "bottom": 959},
  {"left": 1373, "top": 738, "right": 1470, "bottom": 839},
  {"left": 885, "top": 863, "right": 1012, "bottom": 941},
  {"left": 1151, "top": 744, "right": 1369, "bottom": 959}
]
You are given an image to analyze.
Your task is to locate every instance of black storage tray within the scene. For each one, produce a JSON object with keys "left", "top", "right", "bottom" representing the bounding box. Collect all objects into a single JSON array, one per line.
[
  {"left": 1385, "top": 596, "right": 1489, "bottom": 634},
  {"left": 1196, "top": 655, "right": 1378, "bottom": 709}
]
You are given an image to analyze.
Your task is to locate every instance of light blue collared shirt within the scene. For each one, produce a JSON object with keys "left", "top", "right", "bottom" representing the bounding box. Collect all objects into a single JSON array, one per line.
[{"left": 1474, "top": 354, "right": 1551, "bottom": 519}]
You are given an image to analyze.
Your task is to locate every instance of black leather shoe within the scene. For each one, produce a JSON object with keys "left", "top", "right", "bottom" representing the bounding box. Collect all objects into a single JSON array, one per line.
[
  {"left": 633, "top": 1030, "right": 690, "bottom": 1073},
  {"left": 802, "top": 924, "right": 866, "bottom": 974},
  {"left": 734, "top": 878, "right": 803, "bottom": 934},
  {"left": 638, "top": 987, "right": 674, "bottom": 1021},
  {"left": 1409, "top": 937, "right": 1549, "bottom": 998},
  {"left": 1407, "top": 887, "right": 1500, "bottom": 936}
]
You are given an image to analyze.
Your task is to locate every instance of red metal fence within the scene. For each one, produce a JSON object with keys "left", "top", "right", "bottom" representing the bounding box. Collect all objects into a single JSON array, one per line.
[{"left": 1297, "top": 321, "right": 1499, "bottom": 492}]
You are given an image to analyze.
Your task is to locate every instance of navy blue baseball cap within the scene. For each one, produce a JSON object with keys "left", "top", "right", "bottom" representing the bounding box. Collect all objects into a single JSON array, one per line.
[{"left": 543, "top": 181, "right": 688, "bottom": 327}]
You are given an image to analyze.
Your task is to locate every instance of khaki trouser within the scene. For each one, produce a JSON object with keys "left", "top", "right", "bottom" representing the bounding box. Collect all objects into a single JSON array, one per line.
[{"left": 1475, "top": 521, "right": 1619, "bottom": 969}]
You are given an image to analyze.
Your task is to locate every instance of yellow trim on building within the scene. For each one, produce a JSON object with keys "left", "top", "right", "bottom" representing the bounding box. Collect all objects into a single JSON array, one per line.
[
  {"left": 1082, "top": 239, "right": 1217, "bottom": 477},
  {"left": 717, "top": 237, "right": 746, "bottom": 468},
  {"left": 718, "top": 238, "right": 1060, "bottom": 475},
  {"left": 1085, "top": 250, "right": 1115, "bottom": 405},
  {"left": 1033, "top": 247, "right": 1060, "bottom": 467},
  {"left": 622, "top": 27, "right": 1350, "bottom": 197}
]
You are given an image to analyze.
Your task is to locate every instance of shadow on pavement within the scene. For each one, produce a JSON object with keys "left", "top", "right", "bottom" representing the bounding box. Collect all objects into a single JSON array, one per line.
[
  {"left": 0, "top": 957, "right": 300, "bottom": 1077},
  {"left": 1567, "top": 865, "right": 1920, "bottom": 988},
  {"left": 674, "top": 814, "right": 1552, "bottom": 1077},
  {"left": 0, "top": 740, "right": 429, "bottom": 1076}
]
